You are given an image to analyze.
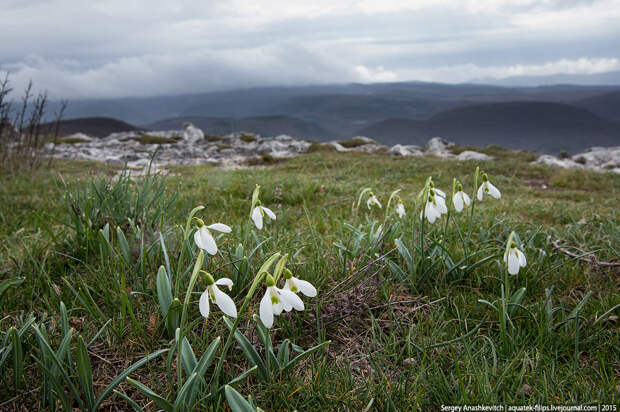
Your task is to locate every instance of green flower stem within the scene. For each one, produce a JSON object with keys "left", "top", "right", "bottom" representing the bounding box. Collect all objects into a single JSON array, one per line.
[
  {"left": 174, "top": 205, "right": 204, "bottom": 296},
  {"left": 467, "top": 167, "right": 480, "bottom": 251},
  {"left": 177, "top": 249, "right": 204, "bottom": 389},
  {"left": 211, "top": 252, "right": 281, "bottom": 389}
]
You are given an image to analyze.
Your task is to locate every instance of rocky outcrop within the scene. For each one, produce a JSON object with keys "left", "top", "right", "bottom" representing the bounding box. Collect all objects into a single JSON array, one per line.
[
  {"left": 534, "top": 147, "right": 620, "bottom": 173},
  {"left": 43, "top": 124, "right": 617, "bottom": 174},
  {"left": 183, "top": 123, "right": 204, "bottom": 144},
  {"left": 43, "top": 127, "right": 311, "bottom": 169}
]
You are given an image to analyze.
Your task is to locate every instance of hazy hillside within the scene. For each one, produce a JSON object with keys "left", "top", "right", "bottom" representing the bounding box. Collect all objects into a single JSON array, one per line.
[
  {"left": 146, "top": 115, "right": 336, "bottom": 139},
  {"left": 41, "top": 81, "right": 620, "bottom": 151},
  {"left": 41, "top": 117, "right": 142, "bottom": 138},
  {"left": 574, "top": 91, "right": 620, "bottom": 121},
  {"left": 357, "top": 102, "right": 620, "bottom": 153}
]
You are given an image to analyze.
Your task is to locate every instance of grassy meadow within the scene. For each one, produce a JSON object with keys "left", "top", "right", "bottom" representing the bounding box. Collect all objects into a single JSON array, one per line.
[{"left": 0, "top": 148, "right": 618, "bottom": 410}]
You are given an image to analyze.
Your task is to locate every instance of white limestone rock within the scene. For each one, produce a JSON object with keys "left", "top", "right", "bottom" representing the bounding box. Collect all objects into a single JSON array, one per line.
[
  {"left": 456, "top": 150, "right": 493, "bottom": 161},
  {"left": 425, "top": 137, "right": 455, "bottom": 157},
  {"left": 389, "top": 144, "right": 423, "bottom": 157},
  {"left": 183, "top": 123, "right": 205, "bottom": 144}
]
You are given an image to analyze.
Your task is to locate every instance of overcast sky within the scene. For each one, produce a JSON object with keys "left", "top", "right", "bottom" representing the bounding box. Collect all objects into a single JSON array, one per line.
[{"left": 2, "top": 0, "right": 620, "bottom": 98}]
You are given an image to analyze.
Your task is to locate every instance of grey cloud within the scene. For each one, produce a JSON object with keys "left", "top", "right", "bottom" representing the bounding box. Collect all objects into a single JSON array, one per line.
[{"left": 1, "top": 0, "right": 619, "bottom": 98}]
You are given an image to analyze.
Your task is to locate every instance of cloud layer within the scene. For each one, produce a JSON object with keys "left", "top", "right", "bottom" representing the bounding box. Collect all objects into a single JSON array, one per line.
[{"left": 2, "top": 0, "right": 620, "bottom": 98}]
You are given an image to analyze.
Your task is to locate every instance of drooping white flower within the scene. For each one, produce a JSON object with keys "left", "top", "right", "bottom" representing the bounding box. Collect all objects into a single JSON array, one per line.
[
  {"left": 503, "top": 241, "right": 527, "bottom": 275},
  {"left": 433, "top": 187, "right": 446, "bottom": 198},
  {"left": 193, "top": 222, "right": 232, "bottom": 255},
  {"left": 283, "top": 269, "right": 317, "bottom": 298},
  {"left": 453, "top": 191, "right": 471, "bottom": 212},
  {"left": 477, "top": 173, "right": 501, "bottom": 201},
  {"left": 259, "top": 274, "right": 304, "bottom": 328},
  {"left": 199, "top": 273, "right": 237, "bottom": 319},
  {"left": 395, "top": 201, "right": 406, "bottom": 218},
  {"left": 366, "top": 192, "right": 382, "bottom": 209},
  {"left": 251, "top": 205, "right": 276, "bottom": 230},
  {"left": 420, "top": 189, "right": 446, "bottom": 224}
]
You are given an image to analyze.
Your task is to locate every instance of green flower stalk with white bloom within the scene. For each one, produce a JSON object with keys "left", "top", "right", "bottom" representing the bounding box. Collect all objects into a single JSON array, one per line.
[
  {"left": 385, "top": 189, "right": 405, "bottom": 220},
  {"left": 477, "top": 172, "right": 501, "bottom": 201},
  {"left": 212, "top": 252, "right": 281, "bottom": 389},
  {"left": 193, "top": 218, "right": 232, "bottom": 255},
  {"left": 452, "top": 181, "right": 471, "bottom": 213},
  {"left": 282, "top": 268, "right": 317, "bottom": 298},
  {"left": 259, "top": 274, "right": 304, "bottom": 328},
  {"left": 249, "top": 185, "right": 276, "bottom": 230},
  {"left": 366, "top": 191, "right": 382, "bottom": 209},
  {"left": 504, "top": 236, "right": 527, "bottom": 275},
  {"left": 420, "top": 187, "right": 447, "bottom": 224},
  {"left": 198, "top": 271, "right": 237, "bottom": 319}
]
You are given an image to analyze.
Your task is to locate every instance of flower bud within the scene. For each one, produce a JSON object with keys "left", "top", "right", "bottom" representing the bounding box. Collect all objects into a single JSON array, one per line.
[
  {"left": 284, "top": 269, "right": 293, "bottom": 279},
  {"left": 265, "top": 274, "right": 276, "bottom": 287}
]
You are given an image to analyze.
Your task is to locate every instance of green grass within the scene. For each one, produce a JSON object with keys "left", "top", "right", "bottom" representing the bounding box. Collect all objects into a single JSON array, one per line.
[
  {"left": 120, "top": 134, "right": 182, "bottom": 144},
  {"left": 0, "top": 152, "right": 618, "bottom": 410},
  {"left": 338, "top": 137, "right": 377, "bottom": 148}
]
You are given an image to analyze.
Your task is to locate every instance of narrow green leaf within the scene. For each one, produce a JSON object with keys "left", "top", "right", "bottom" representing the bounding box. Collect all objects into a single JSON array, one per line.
[
  {"left": 282, "top": 341, "right": 331, "bottom": 375},
  {"left": 117, "top": 226, "right": 132, "bottom": 266},
  {"left": 94, "top": 349, "right": 168, "bottom": 410},
  {"left": 224, "top": 385, "right": 256, "bottom": 412},
  {"left": 224, "top": 317, "right": 268, "bottom": 382},
  {"left": 157, "top": 265, "right": 173, "bottom": 317},
  {"left": 180, "top": 337, "right": 197, "bottom": 376},
  {"left": 126, "top": 377, "right": 173, "bottom": 412},
  {"left": 76, "top": 336, "right": 95, "bottom": 409}
]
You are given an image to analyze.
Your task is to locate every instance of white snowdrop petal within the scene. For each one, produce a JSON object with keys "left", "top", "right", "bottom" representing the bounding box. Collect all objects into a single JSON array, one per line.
[
  {"left": 453, "top": 194, "right": 464, "bottom": 212},
  {"left": 436, "top": 197, "right": 448, "bottom": 214},
  {"left": 199, "top": 290, "right": 210, "bottom": 319},
  {"left": 207, "top": 223, "right": 232, "bottom": 233},
  {"left": 201, "top": 228, "right": 218, "bottom": 255},
  {"left": 295, "top": 278, "right": 317, "bottom": 297},
  {"left": 212, "top": 286, "right": 237, "bottom": 318},
  {"left": 488, "top": 182, "right": 501, "bottom": 199},
  {"left": 508, "top": 252, "right": 520, "bottom": 275},
  {"left": 194, "top": 229, "right": 205, "bottom": 250},
  {"left": 462, "top": 192, "right": 471, "bottom": 206},
  {"left": 477, "top": 185, "right": 484, "bottom": 201},
  {"left": 280, "top": 289, "right": 305, "bottom": 311},
  {"left": 261, "top": 206, "right": 276, "bottom": 220},
  {"left": 215, "top": 278, "right": 234, "bottom": 290},
  {"left": 434, "top": 188, "right": 446, "bottom": 198},
  {"left": 273, "top": 300, "right": 284, "bottom": 315},
  {"left": 517, "top": 249, "right": 527, "bottom": 267},
  {"left": 259, "top": 291, "right": 274, "bottom": 328},
  {"left": 252, "top": 207, "right": 263, "bottom": 230}
]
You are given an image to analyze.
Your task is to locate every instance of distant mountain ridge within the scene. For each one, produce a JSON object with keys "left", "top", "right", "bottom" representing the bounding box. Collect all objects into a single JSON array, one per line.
[
  {"left": 42, "top": 80, "right": 620, "bottom": 152},
  {"left": 41, "top": 117, "right": 142, "bottom": 138},
  {"left": 356, "top": 102, "right": 620, "bottom": 153},
  {"left": 146, "top": 115, "right": 336, "bottom": 139}
]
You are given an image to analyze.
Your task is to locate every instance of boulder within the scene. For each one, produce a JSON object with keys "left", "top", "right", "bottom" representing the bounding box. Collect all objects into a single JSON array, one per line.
[
  {"left": 456, "top": 150, "right": 492, "bottom": 161},
  {"left": 535, "top": 155, "right": 583, "bottom": 169},
  {"left": 425, "top": 137, "right": 454, "bottom": 155},
  {"left": 183, "top": 123, "right": 205, "bottom": 144},
  {"left": 389, "top": 144, "right": 423, "bottom": 157}
]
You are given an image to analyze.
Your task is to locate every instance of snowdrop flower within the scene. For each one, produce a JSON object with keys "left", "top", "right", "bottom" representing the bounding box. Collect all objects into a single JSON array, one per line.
[
  {"left": 477, "top": 173, "right": 501, "bottom": 201},
  {"left": 282, "top": 269, "right": 317, "bottom": 298},
  {"left": 259, "top": 274, "right": 304, "bottom": 328},
  {"left": 452, "top": 183, "right": 471, "bottom": 212},
  {"left": 199, "top": 272, "right": 237, "bottom": 319},
  {"left": 395, "top": 201, "right": 406, "bottom": 218},
  {"left": 366, "top": 192, "right": 382, "bottom": 209},
  {"left": 193, "top": 219, "right": 232, "bottom": 255},
  {"left": 420, "top": 189, "right": 446, "bottom": 223},
  {"left": 504, "top": 240, "right": 527, "bottom": 275},
  {"left": 251, "top": 204, "right": 276, "bottom": 230}
]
